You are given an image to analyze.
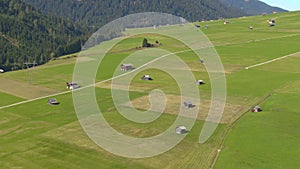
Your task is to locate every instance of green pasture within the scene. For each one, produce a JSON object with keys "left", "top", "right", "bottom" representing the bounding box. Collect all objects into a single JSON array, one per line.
[
  {"left": 0, "top": 31, "right": 219, "bottom": 168},
  {"left": 0, "top": 11, "right": 300, "bottom": 169},
  {"left": 0, "top": 92, "right": 24, "bottom": 106},
  {"left": 216, "top": 35, "right": 300, "bottom": 67},
  {"left": 201, "top": 11, "right": 300, "bottom": 45},
  {"left": 212, "top": 12, "right": 300, "bottom": 168},
  {"left": 214, "top": 93, "right": 300, "bottom": 169},
  {"left": 0, "top": 87, "right": 226, "bottom": 169}
]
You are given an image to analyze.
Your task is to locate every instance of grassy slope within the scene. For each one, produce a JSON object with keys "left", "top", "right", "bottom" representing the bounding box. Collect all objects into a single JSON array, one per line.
[
  {"left": 214, "top": 93, "right": 300, "bottom": 169},
  {"left": 0, "top": 29, "right": 219, "bottom": 168},
  {"left": 213, "top": 11, "right": 300, "bottom": 169},
  {"left": 0, "top": 11, "right": 299, "bottom": 169},
  {"left": 0, "top": 92, "right": 24, "bottom": 106}
]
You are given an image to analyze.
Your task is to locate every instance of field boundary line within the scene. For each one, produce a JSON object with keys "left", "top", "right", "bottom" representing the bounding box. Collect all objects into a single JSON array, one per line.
[
  {"left": 215, "top": 33, "right": 300, "bottom": 48},
  {"left": 245, "top": 51, "right": 300, "bottom": 69},
  {"left": 0, "top": 90, "right": 71, "bottom": 110}
]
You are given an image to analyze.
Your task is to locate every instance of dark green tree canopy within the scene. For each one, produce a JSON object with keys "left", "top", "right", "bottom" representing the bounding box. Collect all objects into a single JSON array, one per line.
[{"left": 0, "top": 0, "right": 89, "bottom": 71}]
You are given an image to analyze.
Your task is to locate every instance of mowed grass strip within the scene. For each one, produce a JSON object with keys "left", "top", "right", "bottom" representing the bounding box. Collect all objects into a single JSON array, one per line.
[
  {"left": 126, "top": 94, "right": 250, "bottom": 123},
  {"left": 0, "top": 91, "right": 149, "bottom": 169},
  {"left": 276, "top": 79, "right": 300, "bottom": 94},
  {"left": 40, "top": 114, "right": 228, "bottom": 169},
  {"left": 0, "top": 86, "right": 226, "bottom": 169},
  {"left": 2, "top": 63, "right": 75, "bottom": 91},
  {"left": 0, "top": 78, "right": 59, "bottom": 99}
]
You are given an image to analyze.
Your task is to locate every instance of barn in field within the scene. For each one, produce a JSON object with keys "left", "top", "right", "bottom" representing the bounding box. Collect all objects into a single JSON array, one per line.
[
  {"left": 184, "top": 101, "right": 195, "bottom": 108},
  {"left": 175, "top": 125, "right": 188, "bottom": 134},
  {"left": 141, "top": 75, "right": 153, "bottom": 80},
  {"left": 66, "top": 82, "right": 80, "bottom": 90},
  {"left": 269, "top": 19, "right": 275, "bottom": 26},
  {"left": 252, "top": 106, "right": 262, "bottom": 112},
  {"left": 120, "top": 64, "right": 133, "bottom": 71},
  {"left": 196, "top": 80, "right": 205, "bottom": 85}
]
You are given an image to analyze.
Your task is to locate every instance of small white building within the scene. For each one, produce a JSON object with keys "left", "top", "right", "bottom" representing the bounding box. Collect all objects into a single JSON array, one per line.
[
  {"left": 0, "top": 69, "right": 4, "bottom": 73},
  {"left": 268, "top": 19, "right": 275, "bottom": 26},
  {"left": 196, "top": 80, "right": 205, "bottom": 85},
  {"left": 141, "top": 75, "right": 153, "bottom": 80},
  {"left": 176, "top": 125, "right": 188, "bottom": 134},
  {"left": 252, "top": 106, "right": 262, "bottom": 112}
]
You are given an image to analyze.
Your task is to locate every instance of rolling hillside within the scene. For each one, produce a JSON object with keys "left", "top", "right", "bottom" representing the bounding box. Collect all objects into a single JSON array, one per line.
[
  {"left": 25, "top": 0, "right": 246, "bottom": 27},
  {"left": 220, "top": 0, "right": 288, "bottom": 15}
]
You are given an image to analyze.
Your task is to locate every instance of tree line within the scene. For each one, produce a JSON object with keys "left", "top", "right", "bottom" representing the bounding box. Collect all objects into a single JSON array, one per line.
[
  {"left": 25, "top": 0, "right": 246, "bottom": 28},
  {"left": 0, "top": 0, "right": 89, "bottom": 71},
  {"left": 0, "top": 0, "right": 247, "bottom": 71}
]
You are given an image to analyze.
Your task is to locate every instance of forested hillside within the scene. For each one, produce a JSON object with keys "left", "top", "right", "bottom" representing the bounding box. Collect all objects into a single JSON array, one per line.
[
  {"left": 0, "top": 0, "right": 88, "bottom": 71},
  {"left": 220, "top": 0, "right": 287, "bottom": 15},
  {"left": 25, "top": 0, "right": 246, "bottom": 28},
  {"left": 1, "top": 0, "right": 248, "bottom": 71}
]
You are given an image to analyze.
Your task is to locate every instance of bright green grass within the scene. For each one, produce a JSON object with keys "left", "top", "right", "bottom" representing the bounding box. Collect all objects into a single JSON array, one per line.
[
  {"left": 0, "top": 91, "right": 149, "bottom": 169},
  {"left": 201, "top": 11, "right": 300, "bottom": 45},
  {"left": 226, "top": 69, "right": 300, "bottom": 97},
  {"left": 2, "top": 63, "right": 75, "bottom": 91},
  {"left": 276, "top": 79, "right": 300, "bottom": 94},
  {"left": 0, "top": 87, "right": 226, "bottom": 169},
  {"left": 213, "top": 28, "right": 300, "bottom": 169},
  {"left": 214, "top": 93, "right": 300, "bottom": 169},
  {"left": 1, "top": 11, "right": 300, "bottom": 169},
  {"left": 0, "top": 92, "right": 24, "bottom": 106},
  {"left": 216, "top": 35, "right": 300, "bottom": 66},
  {"left": 256, "top": 55, "right": 300, "bottom": 73}
]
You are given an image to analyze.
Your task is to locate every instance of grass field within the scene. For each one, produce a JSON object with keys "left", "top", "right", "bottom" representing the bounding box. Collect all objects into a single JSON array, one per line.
[
  {"left": 0, "top": 11, "right": 300, "bottom": 168},
  {"left": 0, "top": 92, "right": 24, "bottom": 106},
  {"left": 214, "top": 92, "right": 300, "bottom": 169}
]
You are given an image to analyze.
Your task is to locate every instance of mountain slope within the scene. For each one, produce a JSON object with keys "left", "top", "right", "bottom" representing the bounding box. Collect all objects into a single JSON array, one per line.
[
  {"left": 220, "top": 0, "right": 288, "bottom": 15},
  {"left": 24, "top": 0, "right": 246, "bottom": 28},
  {"left": 0, "top": 0, "right": 88, "bottom": 71}
]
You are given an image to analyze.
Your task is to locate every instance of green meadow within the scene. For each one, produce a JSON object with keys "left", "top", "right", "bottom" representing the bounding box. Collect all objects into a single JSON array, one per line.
[
  {"left": 0, "top": 92, "right": 24, "bottom": 106},
  {"left": 0, "top": 11, "right": 300, "bottom": 168}
]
